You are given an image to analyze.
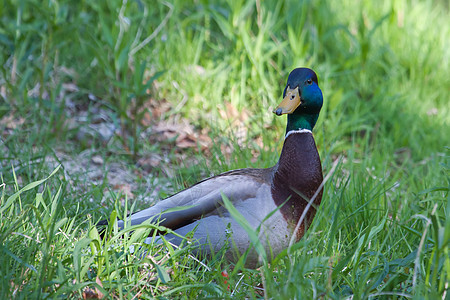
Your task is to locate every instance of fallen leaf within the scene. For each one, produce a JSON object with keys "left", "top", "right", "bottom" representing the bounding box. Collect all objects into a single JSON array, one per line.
[
  {"left": 176, "top": 134, "right": 197, "bottom": 148},
  {"left": 141, "top": 111, "right": 152, "bottom": 127},
  {"left": 82, "top": 287, "right": 99, "bottom": 299},
  {"left": 153, "top": 118, "right": 211, "bottom": 151},
  {"left": 0, "top": 114, "right": 25, "bottom": 129},
  {"left": 113, "top": 184, "right": 134, "bottom": 199},
  {"left": 137, "top": 154, "right": 163, "bottom": 172},
  {"left": 62, "top": 82, "right": 79, "bottom": 92}
]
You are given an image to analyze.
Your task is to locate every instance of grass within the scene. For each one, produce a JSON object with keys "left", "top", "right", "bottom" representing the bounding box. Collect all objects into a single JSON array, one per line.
[{"left": 1, "top": 0, "right": 449, "bottom": 298}]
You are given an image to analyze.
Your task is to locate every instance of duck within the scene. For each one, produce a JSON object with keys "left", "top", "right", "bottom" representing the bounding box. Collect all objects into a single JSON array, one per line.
[{"left": 100, "top": 68, "right": 324, "bottom": 268}]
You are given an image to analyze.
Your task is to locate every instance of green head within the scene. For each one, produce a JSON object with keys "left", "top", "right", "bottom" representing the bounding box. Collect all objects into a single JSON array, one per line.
[{"left": 273, "top": 68, "right": 323, "bottom": 133}]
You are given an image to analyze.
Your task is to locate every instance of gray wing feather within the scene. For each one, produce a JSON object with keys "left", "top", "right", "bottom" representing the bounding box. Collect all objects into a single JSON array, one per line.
[{"left": 118, "top": 168, "right": 272, "bottom": 231}]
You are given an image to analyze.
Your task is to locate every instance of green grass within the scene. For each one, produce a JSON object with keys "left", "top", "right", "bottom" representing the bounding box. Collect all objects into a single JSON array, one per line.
[{"left": 1, "top": 0, "right": 449, "bottom": 298}]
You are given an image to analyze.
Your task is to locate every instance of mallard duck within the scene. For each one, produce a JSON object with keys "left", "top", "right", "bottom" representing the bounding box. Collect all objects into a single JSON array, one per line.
[{"left": 102, "top": 68, "right": 323, "bottom": 267}]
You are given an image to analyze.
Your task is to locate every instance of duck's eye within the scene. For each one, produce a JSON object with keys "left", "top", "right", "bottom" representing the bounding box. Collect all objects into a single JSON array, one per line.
[{"left": 306, "top": 79, "right": 313, "bottom": 85}]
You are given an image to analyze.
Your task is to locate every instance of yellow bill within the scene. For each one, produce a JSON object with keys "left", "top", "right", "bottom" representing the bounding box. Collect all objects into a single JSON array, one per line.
[{"left": 273, "top": 87, "right": 301, "bottom": 116}]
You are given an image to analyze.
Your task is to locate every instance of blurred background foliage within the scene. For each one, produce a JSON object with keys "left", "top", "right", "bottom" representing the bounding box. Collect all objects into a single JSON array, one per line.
[{"left": 1, "top": 0, "right": 448, "bottom": 157}]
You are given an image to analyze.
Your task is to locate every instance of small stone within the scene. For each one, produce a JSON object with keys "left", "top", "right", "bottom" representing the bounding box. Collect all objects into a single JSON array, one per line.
[{"left": 91, "top": 155, "right": 104, "bottom": 165}]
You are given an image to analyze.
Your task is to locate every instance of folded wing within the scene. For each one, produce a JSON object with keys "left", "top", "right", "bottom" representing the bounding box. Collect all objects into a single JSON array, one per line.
[{"left": 117, "top": 168, "right": 274, "bottom": 232}]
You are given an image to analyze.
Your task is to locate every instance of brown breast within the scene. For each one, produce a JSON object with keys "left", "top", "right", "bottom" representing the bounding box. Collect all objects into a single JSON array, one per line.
[{"left": 271, "top": 130, "right": 323, "bottom": 240}]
